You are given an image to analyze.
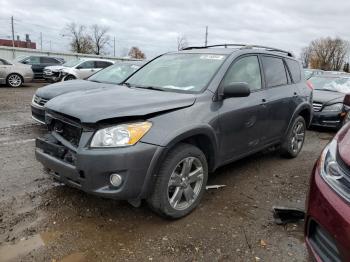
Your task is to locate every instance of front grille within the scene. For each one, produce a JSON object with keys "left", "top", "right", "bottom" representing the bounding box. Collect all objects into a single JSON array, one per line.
[
  {"left": 313, "top": 102, "right": 323, "bottom": 112},
  {"left": 48, "top": 117, "right": 82, "bottom": 147},
  {"left": 308, "top": 220, "right": 341, "bottom": 262},
  {"left": 33, "top": 95, "right": 49, "bottom": 107}
]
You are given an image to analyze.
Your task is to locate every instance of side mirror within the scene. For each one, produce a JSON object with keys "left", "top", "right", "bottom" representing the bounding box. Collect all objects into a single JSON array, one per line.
[{"left": 222, "top": 82, "right": 251, "bottom": 99}]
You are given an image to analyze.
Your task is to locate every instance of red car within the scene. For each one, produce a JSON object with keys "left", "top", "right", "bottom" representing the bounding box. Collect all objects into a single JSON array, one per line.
[{"left": 306, "top": 123, "right": 350, "bottom": 261}]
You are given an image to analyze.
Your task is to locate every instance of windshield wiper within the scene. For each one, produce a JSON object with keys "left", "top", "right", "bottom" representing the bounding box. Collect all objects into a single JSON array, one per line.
[
  {"left": 314, "top": 88, "right": 339, "bottom": 92},
  {"left": 88, "top": 79, "right": 101, "bottom": 83},
  {"left": 122, "top": 82, "right": 133, "bottom": 88},
  {"left": 133, "top": 85, "right": 166, "bottom": 91}
]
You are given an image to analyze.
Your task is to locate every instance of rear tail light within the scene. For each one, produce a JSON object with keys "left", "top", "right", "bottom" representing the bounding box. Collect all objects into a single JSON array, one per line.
[
  {"left": 306, "top": 80, "right": 314, "bottom": 90},
  {"left": 344, "top": 94, "right": 350, "bottom": 106}
]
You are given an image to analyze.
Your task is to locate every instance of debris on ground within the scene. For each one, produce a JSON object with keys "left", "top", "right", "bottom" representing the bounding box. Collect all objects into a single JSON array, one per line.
[
  {"left": 272, "top": 206, "right": 305, "bottom": 225},
  {"left": 206, "top": 185, "right": 226, "bottom": 190}
]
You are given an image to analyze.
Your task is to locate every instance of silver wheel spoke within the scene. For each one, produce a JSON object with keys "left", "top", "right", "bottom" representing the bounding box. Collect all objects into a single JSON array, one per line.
[
  {"left": 296, "top": 133, "right": 304, "bottom": 141},
  {"left": 181, "top": 158, "right": 193, "bottom": 177},
  {"left": 170, "top": 187, "right": 183, "bottom": 208},
  {"left": 183, "top": 186, "right": 196, "bottom": 202},
  {"left": 188, "top": 167, "right": 203, "bottom": 184}
]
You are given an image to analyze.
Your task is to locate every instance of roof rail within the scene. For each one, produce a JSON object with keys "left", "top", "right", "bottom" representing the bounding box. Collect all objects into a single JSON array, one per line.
[{"left": 182, "top": 44, "right": 294, "bottom": 57}]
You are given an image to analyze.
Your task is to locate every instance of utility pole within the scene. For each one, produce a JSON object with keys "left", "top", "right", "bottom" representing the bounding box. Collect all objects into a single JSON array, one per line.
[
  {"left": 205, "top": 26, "right": 208, "bottom": 47},
  {"left": 113, "top": 36, "right": 116, "bottom": 57},
  {"left": 40, "top": 32, "right": 43, "bottom": 51},
  {"left": 11, "top": 16, "right": 15, "bottom": 58}
]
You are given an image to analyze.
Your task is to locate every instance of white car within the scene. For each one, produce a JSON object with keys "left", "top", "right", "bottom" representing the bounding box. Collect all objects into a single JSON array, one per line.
[
  {"left": 43, "top": 58, "right": 114, "bottom": 82},
  {"left": 0, "top": 58, "right": 34, "bottom": 87}
]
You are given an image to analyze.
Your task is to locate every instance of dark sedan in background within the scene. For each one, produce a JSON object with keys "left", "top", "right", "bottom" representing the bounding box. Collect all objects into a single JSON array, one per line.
[
  {"left": 310, "top": 74, "right": 350, "bottom": 129},
  {"left": 305, "top": 123, "right": 350, "bottom": 261},
  {"left": 31, "top": 60, "right": 145, "bottom": 123},
  {"left": 16, "top": 55, "right": 64, "bottom": 79}
]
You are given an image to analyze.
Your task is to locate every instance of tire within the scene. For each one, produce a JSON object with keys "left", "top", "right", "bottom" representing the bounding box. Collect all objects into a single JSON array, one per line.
[
  {"left": 280, "top": 116, "right": 306, "bottom": 158},
  {"left": 147, "top": 143, "right": 208, "bottom": 219},
  {"left": 64, "top": 75, "right": 76, "bottom": 81},
  {"left": 6, "top": 73, "right": 23, "bottom": 87}
]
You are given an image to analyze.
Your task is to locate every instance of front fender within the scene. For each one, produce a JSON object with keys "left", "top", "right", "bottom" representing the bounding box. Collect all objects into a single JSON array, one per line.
[{"left": 285, "top": 102, "right": 312, "bottom": 136}]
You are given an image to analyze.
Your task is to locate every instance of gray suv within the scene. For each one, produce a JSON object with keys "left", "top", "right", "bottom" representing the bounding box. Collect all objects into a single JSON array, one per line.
[{"left": 35, "top": 44, "right": 312, "bottom": 219}]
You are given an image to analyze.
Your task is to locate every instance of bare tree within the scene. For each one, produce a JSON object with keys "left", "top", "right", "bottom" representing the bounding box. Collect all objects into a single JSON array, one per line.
[
  {"left": 300, "top": 46, "right": 311, "bottom": 68},
  {"left": 65, "top": 23, "right": 93, "bottom": 54},
  {"left": 128, "top": 47, "right": 146, "bottom": 59},
  {"left": 306, "top": 37, "right": 349, "bottom": 71},
  {"left": 91, "top": 24, "right": 110, "bottom": 55},
  {"left": 177, "top": 34, "right": 188, "bottom": 51}
]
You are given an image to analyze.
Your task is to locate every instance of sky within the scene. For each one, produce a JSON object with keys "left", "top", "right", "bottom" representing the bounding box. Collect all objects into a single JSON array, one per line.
[{"left": 0, "top": 0, "right": 350, "bottom": 58}]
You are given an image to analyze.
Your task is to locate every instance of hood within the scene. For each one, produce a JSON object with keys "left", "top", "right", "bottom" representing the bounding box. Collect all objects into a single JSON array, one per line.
[
  {"left": 36, "top": 80, "right": 116, "bottom": 100},
  {"left": 313, "top": 90, "right": 345, "bottom": 105},
  {"left": 46, "top": 86, "right": 196, "bottom": 123},
  {"left": 337, "top": 124, "right": 350, "bottom": 166},
  {"left": 44, "top": 65, "right": 67, "bottom": 71}
]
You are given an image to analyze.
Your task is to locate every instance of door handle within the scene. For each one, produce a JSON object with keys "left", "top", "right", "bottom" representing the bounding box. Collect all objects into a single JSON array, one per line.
[{"left": 261, "top": 98, "right": 267, "bottom": 106}]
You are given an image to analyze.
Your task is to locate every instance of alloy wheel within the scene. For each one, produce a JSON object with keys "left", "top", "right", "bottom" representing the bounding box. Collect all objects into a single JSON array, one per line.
[
  {"left": 167, "top": 157, "right": 204, "bottom": 211},
  {"left": 8, "top": 74, "right": 22, "bottom": 87},
  {"left": 291, "top": 121, "right": 305, "bottom": 153}
]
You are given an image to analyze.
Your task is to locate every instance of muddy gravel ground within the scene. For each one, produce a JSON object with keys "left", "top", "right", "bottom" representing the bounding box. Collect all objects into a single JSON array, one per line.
[{"left": 0, "top": 82, "right": 335, "bottom": 262}]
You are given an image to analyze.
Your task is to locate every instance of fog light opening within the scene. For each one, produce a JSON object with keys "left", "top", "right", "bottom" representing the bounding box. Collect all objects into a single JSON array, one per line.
[{"left": 110, "top": 174, "right": 123, "bottom": 187}]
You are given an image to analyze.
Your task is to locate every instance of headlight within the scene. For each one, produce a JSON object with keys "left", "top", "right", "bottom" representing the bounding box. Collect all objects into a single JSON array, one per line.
[
  {"left": 322, "top": 103, "right": 343, "bottom": 112},
  {"left": 90, "top": 121, "right": 152, "bottom": 148},
  {"left": 319, "top": 139, "right": 350, "bottom": 202},
  {"left": 320, "top": 140, "right": 343, "bottom": 180}
]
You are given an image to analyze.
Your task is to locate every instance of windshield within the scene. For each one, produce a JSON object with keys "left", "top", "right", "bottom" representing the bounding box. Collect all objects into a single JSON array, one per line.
[
  {"left": 63, "top": 59, "right": 82, "bottom": 68},
  {"left": 14, "top": 55, "right": 28, "bottom": 62},
  {"left": 304, "top": 70, "right": 313, "bottom": 79},
  {"left": 309, "top": 76, "right": 350, "bottom": 93},
  {"left": 88, "top": 63, "right": 141, "bottom": 84},
  {"left": 125, "top": 53, "right": 227, "bottom": 92}
]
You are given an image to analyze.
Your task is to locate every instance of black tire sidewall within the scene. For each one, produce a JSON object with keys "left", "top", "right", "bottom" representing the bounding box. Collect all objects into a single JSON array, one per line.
[{"left": 148, "top": 144, "right": 208, "bottom": 219}]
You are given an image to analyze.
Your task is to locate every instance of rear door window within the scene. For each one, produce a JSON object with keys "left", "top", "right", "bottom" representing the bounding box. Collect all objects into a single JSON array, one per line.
[
  {"left": 78, "top": 61, "right": 95, "bottom": 69},
  {"left": 221, "top": 56, "right": 262, "bottom": 91},
  {"left": 95, "top": 61, "right": 113, "bottom": 68},
  {"left": 262, "top": 56, "right": 288, "bottom": 88},
  {"left": 25, "top": 56, "right": 40, "bottom": 65},
  {"left": 285, "top": 59, "right": 302, "bottom": 83},
  {"left": 41, "top": 57, "right": 60, "bottom": 64}
]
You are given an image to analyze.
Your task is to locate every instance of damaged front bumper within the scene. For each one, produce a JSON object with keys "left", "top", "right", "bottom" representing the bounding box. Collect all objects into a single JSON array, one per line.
[{"left": 35, "top": 133, "right": 162, "bottom": 200}]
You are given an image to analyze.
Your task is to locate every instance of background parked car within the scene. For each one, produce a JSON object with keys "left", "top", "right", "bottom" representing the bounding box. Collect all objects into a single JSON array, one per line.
[
  {"left": 0, "top": 58, "right": 33, "bottom": 87},
  {"left": 43, "top": 58, "right": 114, "bottom": 82},
  {"left": 305, "top": 123, "right": 350, "bottom": 261},
  {"left": 310, "top": 74, "right": 350, "bottom": 129},
  {"left": 31, "top": 60, "right": 144, "bottom": 123},
  {"left": 304, "top": 69, "right": 324, "bottom": 80},
  {"left": 16, "top": 55, "right": 64, "bottom": 79}
]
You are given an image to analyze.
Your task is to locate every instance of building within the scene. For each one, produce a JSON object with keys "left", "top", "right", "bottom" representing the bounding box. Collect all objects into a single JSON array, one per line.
[{"left": 0, "top": 34, "right": 36, "bottom": 49}]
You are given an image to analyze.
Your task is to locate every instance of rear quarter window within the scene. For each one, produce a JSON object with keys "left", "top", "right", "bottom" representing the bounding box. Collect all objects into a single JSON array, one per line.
[
  {"left": 286, "top": 59, "right": 302, "bottom": 83},
  {"left": 261, "top": 56, "right": 288, "bottom": 88}
]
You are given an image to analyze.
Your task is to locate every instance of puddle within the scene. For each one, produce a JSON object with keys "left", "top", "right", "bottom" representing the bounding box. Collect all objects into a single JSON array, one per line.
[{"left": 0, "top": 234, "right": 44, "bottom": 262}]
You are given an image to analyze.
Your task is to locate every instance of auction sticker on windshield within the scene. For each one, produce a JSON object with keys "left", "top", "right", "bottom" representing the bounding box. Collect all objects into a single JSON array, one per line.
[{"left": 200, "top": 55, "right": 225, "bottom": 60}]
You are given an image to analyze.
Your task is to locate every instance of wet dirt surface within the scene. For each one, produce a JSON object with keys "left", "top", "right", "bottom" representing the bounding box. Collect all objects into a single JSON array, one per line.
[{"left": 0, "top": 82, "right": 335, "bottom": 261}]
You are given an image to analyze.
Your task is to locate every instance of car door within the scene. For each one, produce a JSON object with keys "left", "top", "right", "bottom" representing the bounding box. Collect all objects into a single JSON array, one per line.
[
  {"left": 218, "top": 55, "right": 269, "bottom": 163},
  {"left": 75, "top": 60, "right": 96, "bottom": 79},
  {"left": 23, "top": 56, "right": 41, "bottom": 78},
  {"left": 0, "top": 59, "right": 9, "bottom": 82},
  {"left": 261, "top": 55, "right": 298, "bottom": 142}
]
